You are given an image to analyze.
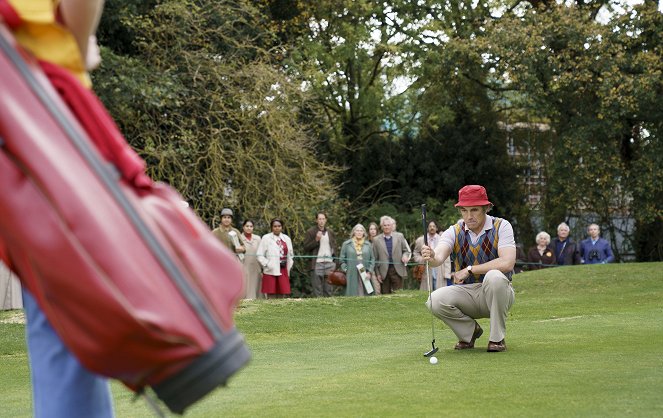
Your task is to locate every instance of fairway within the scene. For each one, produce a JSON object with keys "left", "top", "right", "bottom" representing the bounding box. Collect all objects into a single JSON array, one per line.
[{"left": 1, "top": 263, "right": 662, "bottom": 417}]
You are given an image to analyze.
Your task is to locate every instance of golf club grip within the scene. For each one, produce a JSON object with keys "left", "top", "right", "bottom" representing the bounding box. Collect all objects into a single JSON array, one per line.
[{"left": 421, "top": 204, "right": 427, "bottom": 246}]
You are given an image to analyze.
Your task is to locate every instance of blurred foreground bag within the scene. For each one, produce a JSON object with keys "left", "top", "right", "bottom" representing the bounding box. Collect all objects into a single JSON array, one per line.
[{"left": 0, "top": 23, "right": 249, "bottom": 414}]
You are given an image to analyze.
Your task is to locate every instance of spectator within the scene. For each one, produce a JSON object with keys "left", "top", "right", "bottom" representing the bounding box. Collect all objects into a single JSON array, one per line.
[
  {"left": 212, "top": 208, "right": 245, "bottom": 260},
  {"left": 367, "top": 222, "right": 379, "bottom": 242},
  {"left": 0, "top": 261, "right": 22, "bottom": 309},
  {"left": 340, "top": 224, "right": 375, "bottom": 296},
  {"left": 303, "top": 212, "right": 337, "bottom": 297},
  {"left": 412, "top": 220, "right": 451, "bottom": 290},
  {"left": 240, "top": 219, "right": 262, "bottom": 300},
  {"left": 580, "top": 223, "right": 615, "bottom": 264},
  {"left": 551, "top": 222, "right": 581, "bottom": 266},
  {"left": 422, "top": 185, "right": 516, "bottom": 352},
  {"left": 257, "top": 218, "right": 294, "bottom": 298},
  {"left": 527, "top": 231, "right": 556, "bottom": 270},
  {"left": 367, "top": 221, "right": 381, "bottom": 294},
  {"left": 372, "top": 216, "right": 411, "bottom": 294}
]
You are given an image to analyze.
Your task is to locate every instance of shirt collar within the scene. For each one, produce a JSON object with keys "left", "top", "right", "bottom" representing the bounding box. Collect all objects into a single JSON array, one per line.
[{"left": 463, "top": 215, "right": 494, "bottom": 232}]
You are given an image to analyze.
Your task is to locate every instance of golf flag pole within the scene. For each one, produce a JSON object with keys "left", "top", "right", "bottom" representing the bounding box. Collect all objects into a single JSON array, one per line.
[{"left": 421, "top": 204, "right": 439, "bottom": 357}]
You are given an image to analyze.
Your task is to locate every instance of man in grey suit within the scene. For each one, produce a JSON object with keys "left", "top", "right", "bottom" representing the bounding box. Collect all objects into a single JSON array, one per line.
[{"left": 372, "top": 215, "right": 411, "bottom": 294}]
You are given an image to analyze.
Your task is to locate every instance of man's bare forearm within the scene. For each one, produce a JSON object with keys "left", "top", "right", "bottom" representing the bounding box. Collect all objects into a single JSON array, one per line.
[{"left": 59, "top": 0, "right": 105, "bottom": 59}]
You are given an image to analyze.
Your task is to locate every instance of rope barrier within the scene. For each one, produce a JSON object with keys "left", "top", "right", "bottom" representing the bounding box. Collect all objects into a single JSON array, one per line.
[
  {"left": 238, "top": 253, "right": 565, "bottom": 269},
  {"left": 237, "top": 253, "right": 409, "bottom": 265}
]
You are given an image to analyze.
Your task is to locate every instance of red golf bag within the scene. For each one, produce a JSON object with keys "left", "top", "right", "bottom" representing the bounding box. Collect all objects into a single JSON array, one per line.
[{"left": 0, "top": 22, "right": 249, "bottom": 414}]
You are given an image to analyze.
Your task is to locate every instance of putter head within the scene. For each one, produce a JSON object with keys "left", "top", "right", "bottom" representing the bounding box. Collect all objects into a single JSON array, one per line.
[{"left": 423, "top": 341, "right": 439, "bottom": 357}]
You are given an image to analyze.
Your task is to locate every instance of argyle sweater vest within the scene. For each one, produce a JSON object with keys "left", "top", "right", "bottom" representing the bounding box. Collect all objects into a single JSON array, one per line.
[{"left": 451, "top": 218, "right": 513, "bottom": 283}]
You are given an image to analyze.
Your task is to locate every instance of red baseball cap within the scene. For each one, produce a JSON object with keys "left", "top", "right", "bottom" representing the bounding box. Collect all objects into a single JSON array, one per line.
[{"left": 454, "top": 185, "right": 493, "bottom": 207}]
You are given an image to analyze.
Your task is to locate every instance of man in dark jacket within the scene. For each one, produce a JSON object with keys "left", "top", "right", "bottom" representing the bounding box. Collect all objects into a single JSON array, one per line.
[
  {"left": 580, "top": 223, "right": 615, "bottom": 264},
  {"left": 551, "top": 222, "right": 581, "bottom": 266},
  {"left": 303, "top": 212, "right": 337, "bottom": 297}
]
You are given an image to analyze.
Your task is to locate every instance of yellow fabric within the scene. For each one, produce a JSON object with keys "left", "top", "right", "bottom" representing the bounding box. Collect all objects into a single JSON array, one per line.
[
  {"left": 8, "top": 0, "right": 56, "bottom": 23},
  {"left": 9, "top": 0, "right": 90, "bottom": 87},
  {"left": 353, "top": 237, "right": 365, "bottom": 255}
]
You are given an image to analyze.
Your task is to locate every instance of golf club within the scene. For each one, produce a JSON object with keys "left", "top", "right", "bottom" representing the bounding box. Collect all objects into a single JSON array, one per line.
[{"left": 421, "top": 204, "right": 439, "bottom": 358}]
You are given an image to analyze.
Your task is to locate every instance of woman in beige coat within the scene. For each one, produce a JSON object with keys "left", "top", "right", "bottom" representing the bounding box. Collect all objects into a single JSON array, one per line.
[{"left": 240, "top": 220, "right": 262, "bottom": 299}]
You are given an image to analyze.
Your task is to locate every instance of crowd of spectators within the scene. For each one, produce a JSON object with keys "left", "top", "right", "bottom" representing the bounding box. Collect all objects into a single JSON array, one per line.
[
  {"left": 213, "top": 208, "right": 618, "bottom": 298},
  {"left": 520, "top": 222, "right": 615, "bottom": 271}
]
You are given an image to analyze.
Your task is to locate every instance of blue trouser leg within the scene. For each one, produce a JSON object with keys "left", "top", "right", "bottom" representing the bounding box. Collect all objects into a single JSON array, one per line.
[{"left": 23, "top": 290, "right": 114, "bottom": 418}]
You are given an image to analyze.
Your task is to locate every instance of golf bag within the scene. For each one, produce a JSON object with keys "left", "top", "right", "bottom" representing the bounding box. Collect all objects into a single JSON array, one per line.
[{"left": 0, "top": 22, "right": 249, "bottom": 414}]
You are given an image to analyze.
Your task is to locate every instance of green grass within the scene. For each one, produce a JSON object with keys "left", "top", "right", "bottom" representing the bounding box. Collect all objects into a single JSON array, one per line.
[{"left": 1, "top": 263, "right": 662, "bottom": 417}]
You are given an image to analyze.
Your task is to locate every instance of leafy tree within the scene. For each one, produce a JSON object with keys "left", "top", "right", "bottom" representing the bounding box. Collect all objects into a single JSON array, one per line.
[
  {"left": 477, "top": 2, "right": 663, "bottom": 259},
  {"left": 261, "top": 1, "right": 441, "bottom": 207},
  {"left": 92, "top": 0, "right": 341, "bottom": 241},
  {"left": 261, "top": 1, "right": 525, "bottom": 228},
  {"left": 91, "top": 0, "right": 662, "bottom": 263},
  {"left": 412, "top": 1, "right": 522, "bottom": 227}
]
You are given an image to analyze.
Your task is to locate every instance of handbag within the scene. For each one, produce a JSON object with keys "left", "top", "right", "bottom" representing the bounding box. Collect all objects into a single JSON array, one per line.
[
  {"left": 412, "top": 264, "right": 425, "bottom": 282},
  {"left": 327, "top": 270, "right": 347, "bottom": 286}
]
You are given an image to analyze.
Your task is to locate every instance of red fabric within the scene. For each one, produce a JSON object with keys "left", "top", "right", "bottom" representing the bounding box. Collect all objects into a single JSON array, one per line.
[
  {"left": 455, "top": 184, "right": 493, "bottom": 207},
  {"left": 39, "top": 61, "right": 152, "bottom": 189},
  {"left": 276, "top": 237, "right": 288, "bottom": 263},
  {"left": 0, "top": 23, "right": 245, "bottom": 393},
  {"left": 0, "top": 0, "right": 21, "bottom": 29},
  {"left": 261, "top": 267, "right": 291, "bottom": 295},
  {"left": 0, "top": 238, "right": 8, "bottom": 267}
]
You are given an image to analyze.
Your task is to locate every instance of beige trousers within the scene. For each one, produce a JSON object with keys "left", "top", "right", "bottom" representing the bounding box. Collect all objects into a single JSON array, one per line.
[{"left": 426, "top": 270, "right": 514, "bottom": 344}]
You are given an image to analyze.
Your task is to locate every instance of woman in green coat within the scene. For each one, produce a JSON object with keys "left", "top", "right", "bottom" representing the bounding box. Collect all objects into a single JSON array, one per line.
[{"left": 340, "top": 224, "right": 375, "bottom": 296}]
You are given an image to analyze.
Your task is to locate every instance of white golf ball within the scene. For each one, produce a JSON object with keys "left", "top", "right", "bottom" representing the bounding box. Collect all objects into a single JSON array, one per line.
[{"left": 429, "top": 356, "right": 438, "bottom": 365}]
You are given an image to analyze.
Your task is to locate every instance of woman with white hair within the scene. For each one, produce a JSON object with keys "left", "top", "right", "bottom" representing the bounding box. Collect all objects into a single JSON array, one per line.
[
  {"left": 527, "top": 231, "right": 557, "bottom": 270},
  {"left": 340, "top": 224, "right": 375, "bottom": 296}
]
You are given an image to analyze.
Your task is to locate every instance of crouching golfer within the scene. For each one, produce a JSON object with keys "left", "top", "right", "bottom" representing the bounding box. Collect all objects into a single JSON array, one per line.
[{"left": 422, "top": 185, "right": 516, "bottom": 352}]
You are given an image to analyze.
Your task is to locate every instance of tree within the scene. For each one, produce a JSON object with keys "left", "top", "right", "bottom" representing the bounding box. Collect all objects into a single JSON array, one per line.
[
  {"left": 93, "top": 0, "right": 341, "bottom": 240},
  {"left": 263, "top": 1, "right": 443, "bottom": 209},
  {"left": 261, "top": 1, "right": 524, "bottom": 227},
  {"left": 477, "top": 2, "right": 663, "bottom": 259},
  {"left": 411, "top": 1, "right": 523, "bottom": 231}
]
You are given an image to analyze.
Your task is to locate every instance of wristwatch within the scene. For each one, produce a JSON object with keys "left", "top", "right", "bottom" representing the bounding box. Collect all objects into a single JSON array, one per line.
[{"left": 467, "top": 265, "right": 473, "bottom": 273}]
